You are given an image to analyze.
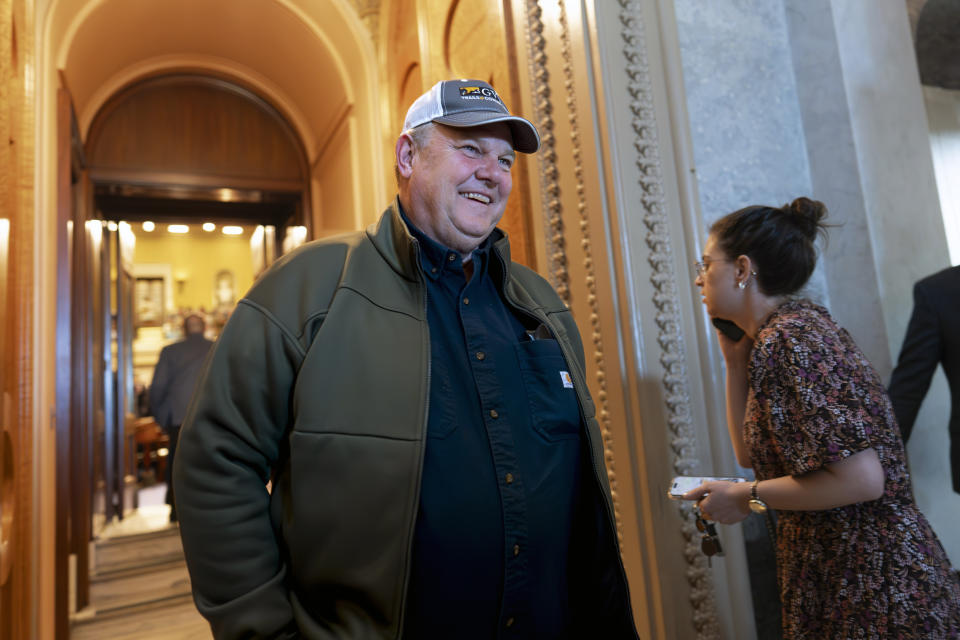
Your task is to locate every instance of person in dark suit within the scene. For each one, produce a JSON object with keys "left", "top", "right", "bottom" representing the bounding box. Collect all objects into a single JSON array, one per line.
[
  {"left": 888, "top": 265, "right": 960, "bottom": 493},
  {"left": 149, "top": 313, "right": 214, "bottom": 521}
]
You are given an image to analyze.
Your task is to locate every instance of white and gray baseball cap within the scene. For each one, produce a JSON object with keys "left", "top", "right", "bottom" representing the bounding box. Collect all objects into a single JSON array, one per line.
[{"left": 402, "top": 79, "right": 541, "bottom": 153}]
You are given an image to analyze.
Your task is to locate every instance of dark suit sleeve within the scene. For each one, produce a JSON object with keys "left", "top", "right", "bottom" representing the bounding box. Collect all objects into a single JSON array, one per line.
[
  {"left": 888, "top": 281, "right": 943, "bottom": 442},
  {"left": 149, "top": 346, "right": 173, "bottom": 428}
]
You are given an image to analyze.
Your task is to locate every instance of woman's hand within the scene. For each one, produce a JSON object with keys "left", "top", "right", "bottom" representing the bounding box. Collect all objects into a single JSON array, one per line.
[
  {"left": 682, "top": 480, "right": 752, "bottom": 525},
  {"left": 716, "top": 330, "right": 754, "bottom": 369},
  {"left": 683, "top": 449, "right": 885, "bottom": 523}
]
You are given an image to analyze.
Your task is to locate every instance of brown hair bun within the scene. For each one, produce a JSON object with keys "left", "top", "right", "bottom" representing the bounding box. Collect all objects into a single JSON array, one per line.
[
  {"left": 709, "top": 196, "right": 830, "bottom": 296},
  {"left": 784, "top": 197, "right": 827, "bottom": 240}
]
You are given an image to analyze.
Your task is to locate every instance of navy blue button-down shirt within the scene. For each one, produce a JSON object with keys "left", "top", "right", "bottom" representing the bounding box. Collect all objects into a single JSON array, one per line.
[{"left": 400, "top": 212, "right": 584, "bottom": 639}]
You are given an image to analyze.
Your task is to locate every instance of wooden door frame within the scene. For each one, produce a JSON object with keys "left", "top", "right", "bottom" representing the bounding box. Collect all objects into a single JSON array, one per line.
[
  {"left": 72, "top": 175, "right": 94, "bottom": 613},
  {"left": 54, "top": 84, "right": 73, "bottom": 640},
  {"left": 113, "top": 226, "right": 135, "bottom": 517},
  {"left": 55, "top": 82, "right": 95, "bottom": 636},
  {"left": 2, "top": 3, "right": 37, "bottom": 638}
]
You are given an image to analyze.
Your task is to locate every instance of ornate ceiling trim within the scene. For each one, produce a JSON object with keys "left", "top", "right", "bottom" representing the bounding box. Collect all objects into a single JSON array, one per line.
[{"left": 347, "top": 0, "right": 380, "bottom": 47}]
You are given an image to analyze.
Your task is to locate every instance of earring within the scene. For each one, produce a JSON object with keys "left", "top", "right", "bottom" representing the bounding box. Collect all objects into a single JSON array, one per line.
[{"left": 738, "top": 280, "right": 746, "bottom": 290}]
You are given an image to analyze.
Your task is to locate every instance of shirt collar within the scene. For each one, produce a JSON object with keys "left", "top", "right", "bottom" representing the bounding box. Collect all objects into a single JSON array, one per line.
[{"left": 398, "top": 204, "right": 493, "bottom": 281}]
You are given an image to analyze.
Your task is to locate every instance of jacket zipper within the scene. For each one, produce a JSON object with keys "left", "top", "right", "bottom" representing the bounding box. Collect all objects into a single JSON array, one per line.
[{"left": 396, "top": 242, "right": 429, "bottom": 640}]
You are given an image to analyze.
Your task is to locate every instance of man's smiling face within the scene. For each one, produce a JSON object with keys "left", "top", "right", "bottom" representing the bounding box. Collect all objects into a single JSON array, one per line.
[{"left": 398, "top": 122, "right": 515, "bottom": 257}]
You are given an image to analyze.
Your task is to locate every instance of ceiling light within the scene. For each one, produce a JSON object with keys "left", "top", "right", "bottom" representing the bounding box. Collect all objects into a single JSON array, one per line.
[
  {"left": 107, "top": 221, "right": 118, "bottom": 231},
  {"left": 202, "top": 222, "right": 216, "bottom": 232},
  {"left": 168, "top": 224, "right": 189, "bottom": 234},
  {"left": 216, "top": 188, "right": 240, "bottom": 202},
  {"left": 222, "top": 226, "right": 243, "bottom": 236},
  {"left": 142, "top": 221, "right": 155, "bottom": 232}
]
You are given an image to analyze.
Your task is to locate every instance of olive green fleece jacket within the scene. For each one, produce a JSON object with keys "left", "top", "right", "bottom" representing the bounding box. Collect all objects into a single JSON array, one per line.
[{"left": 173, "top": 200, "right": 638, "bottom": 639}]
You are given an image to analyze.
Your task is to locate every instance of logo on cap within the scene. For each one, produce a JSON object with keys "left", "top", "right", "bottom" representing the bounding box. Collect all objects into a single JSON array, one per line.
[{"left": 459, "top": 86, "right": 503, "bottom": 103}]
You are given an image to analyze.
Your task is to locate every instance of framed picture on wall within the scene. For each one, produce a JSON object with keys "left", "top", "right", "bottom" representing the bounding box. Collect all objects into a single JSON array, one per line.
[{"left": 134, "top": 277, "right": 165, "bottom": 327}]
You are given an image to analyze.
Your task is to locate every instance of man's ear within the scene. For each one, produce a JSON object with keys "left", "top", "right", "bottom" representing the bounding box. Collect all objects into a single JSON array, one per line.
[{"left": 396, "top": 133, "right": 416, "bottom": 179}]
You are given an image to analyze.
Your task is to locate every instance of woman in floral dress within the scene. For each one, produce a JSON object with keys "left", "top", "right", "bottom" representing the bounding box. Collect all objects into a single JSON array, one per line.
[{"left": 684, "top": 197, "right": 960, "bottom": 638}]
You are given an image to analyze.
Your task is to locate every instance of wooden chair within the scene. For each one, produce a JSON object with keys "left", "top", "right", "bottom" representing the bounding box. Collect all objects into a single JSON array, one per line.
[{"left": 132, "top": 416, "right": 170, "bottom": 483}]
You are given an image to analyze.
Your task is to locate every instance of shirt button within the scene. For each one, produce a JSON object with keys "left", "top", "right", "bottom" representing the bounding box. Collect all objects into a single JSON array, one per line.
[
  {"left": 505, "top": 473, "right": 514, "bottom": 484},
  {"left": 505, "top": 617, "right": 515, "bottom": 628},
  {"left": 463, "top": 297, "right": 470, "bottom": 305},
  {"left": 513, "top": 544, "right": 520, "bottom": 556},
  {"left": 489, "top": 409, "right": 499, "bottom": 419},
  {"left": 475, "top": 351, "right": 485, "bottom": 360},
  {"left": 448, "top": 253, "right": 456, "bottom": 262},
  {"left": 431, "top": 267, "right": 438, "bottom": 274}
]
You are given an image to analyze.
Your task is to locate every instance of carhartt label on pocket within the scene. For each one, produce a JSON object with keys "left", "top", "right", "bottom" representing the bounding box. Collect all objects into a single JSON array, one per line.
[{"left": 560, "top": 371, "right": 574, "bottom": 388}]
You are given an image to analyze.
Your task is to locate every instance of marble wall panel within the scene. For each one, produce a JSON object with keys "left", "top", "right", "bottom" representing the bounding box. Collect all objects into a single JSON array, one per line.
[
  {"left": 673, "top": 1, "right": 813, "bottom": 222},
  {"left": 673, "top": 0, "right": 829, "bottom": 308}
]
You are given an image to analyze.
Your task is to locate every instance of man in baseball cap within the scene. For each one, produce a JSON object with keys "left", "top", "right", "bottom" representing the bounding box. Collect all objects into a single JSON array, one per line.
[
  {"left": 175, "top": 78, "right": 638, "bottom": 639},
  {"left": 402, "top": 78, "right": 540, "bottom": 153}
]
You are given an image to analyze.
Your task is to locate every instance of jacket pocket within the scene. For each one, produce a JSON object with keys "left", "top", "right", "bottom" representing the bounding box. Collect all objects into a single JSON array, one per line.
[
  {"left": 283, "top": 431, "right": 419, "bottom": 627},
  {"left": 515, "top": 338, "right": 581, "bottom": 441}
]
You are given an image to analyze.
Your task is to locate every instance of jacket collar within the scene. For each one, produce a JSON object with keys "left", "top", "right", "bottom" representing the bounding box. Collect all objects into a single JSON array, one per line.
[
  {"left": 492, "top": 227, "right": 511, "bottom": 265},
  {"left": 367, "top": 198, "right": 420, "bottom": 281},
  {"left": 367, "top": 196, "right": 512, "bottom": 281}
]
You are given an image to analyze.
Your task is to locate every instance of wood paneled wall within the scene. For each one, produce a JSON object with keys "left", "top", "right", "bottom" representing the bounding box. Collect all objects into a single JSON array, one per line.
[
  {"left": 382, "top": 0, "right": 537, "bottom": 267},
  {"left": 0, "top": 0, "right": 36, "bottom": 638},
  {"left": 86, "top": 75, "right": 308, "bottom": 190}
]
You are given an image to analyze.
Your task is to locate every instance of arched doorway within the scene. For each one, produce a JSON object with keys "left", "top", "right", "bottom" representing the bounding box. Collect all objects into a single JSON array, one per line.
[
  {"left": 38, "top": 0, "right": 552, "bottom": 635},
  {"left": 38, "top": 1, "right": 383, "bottom": 635},
  {"left": 49, "top": 0, "right": 387, "bottom": 229}
]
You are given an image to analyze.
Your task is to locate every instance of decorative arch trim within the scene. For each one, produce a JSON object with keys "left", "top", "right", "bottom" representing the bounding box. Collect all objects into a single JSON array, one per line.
[
  {"left": 85, "top": 72, "right": 312, "bottom": 187},
  {"left": 78, "top": 55, "right": 318, "bottom": 160}
]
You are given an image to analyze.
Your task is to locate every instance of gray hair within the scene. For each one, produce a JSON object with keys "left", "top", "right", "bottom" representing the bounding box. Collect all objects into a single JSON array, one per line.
[{"left": 394, "top": 122, "right": 436, "bottom": 185}]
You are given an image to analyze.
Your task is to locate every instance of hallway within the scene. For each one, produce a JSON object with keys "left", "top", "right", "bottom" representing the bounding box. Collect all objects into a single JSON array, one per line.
[
  {"left": 2, "top": 1, "right": 957, "bottom": 638},
  {"left": 70, "top": 487, "right": 210, "bottom": 639}
]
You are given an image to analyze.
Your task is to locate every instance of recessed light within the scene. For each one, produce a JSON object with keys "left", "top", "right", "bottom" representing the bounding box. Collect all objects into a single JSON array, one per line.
[
  {"left": 222, "top": 226, "right": 243, "bottom": 236},
  {"left": 168, "top": 224, "right": 189, "bottom": 234}
]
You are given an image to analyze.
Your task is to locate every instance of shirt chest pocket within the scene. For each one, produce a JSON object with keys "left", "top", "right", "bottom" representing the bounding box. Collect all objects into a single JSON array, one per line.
[{"left": 515, "top": 338, "right": 582, "bottom": 441}]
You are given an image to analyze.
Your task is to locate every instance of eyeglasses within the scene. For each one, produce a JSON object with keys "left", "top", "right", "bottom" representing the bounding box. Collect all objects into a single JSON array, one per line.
[
  {"left": 694, "top": 506, "right": 724, "bottom": 566},
  {"left": 693, "top": 258, "right": 731, "bottom": 278}
]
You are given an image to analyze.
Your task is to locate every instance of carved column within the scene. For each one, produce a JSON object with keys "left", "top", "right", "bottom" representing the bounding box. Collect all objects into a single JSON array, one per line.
[
  {"left": 615, "top": 2, "right": 721, "bottom": 636},
  {"left": 509, "top": 0, "right": 756, "bottom": 637}
]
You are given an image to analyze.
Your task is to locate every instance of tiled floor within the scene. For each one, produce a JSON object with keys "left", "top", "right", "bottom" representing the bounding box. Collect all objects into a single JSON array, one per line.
[{"left": 100, "top": 484, "right": 172, "bottom": 539}]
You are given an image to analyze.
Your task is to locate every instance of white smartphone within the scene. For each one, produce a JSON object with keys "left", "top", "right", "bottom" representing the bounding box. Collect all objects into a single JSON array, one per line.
[{"left": 667, "top": 475, "right": 746, "bottom": 500}]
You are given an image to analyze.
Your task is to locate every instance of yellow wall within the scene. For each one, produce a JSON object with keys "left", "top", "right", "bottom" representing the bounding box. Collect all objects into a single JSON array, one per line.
[
  {"left": 313, "top": 115, "right": 359, "bottom": 234},
  {"left": 132, "top": 225, "right": 256, "bottom": 313}
]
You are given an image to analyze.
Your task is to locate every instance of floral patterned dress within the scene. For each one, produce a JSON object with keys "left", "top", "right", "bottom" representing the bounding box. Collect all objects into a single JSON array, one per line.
[{"left": 744, "top": 300, "right": 960, "bottom": 639}]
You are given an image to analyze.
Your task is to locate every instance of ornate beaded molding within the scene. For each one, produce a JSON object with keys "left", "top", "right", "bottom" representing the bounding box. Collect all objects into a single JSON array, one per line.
[
  {"left": 347, "top": 0, "right": 380, "bottom": 47},
  {"left": 523, "top": 0, "right": 570, "bottom": 304},
  {"left": 553, "top": 0, "right": 625, "bottom": 544},
  {"left": 522, "top": 0, "right": 625, "bottom": 543},
  {"left": 617, "top": 0, "right": 720, "bottom": 637}
]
